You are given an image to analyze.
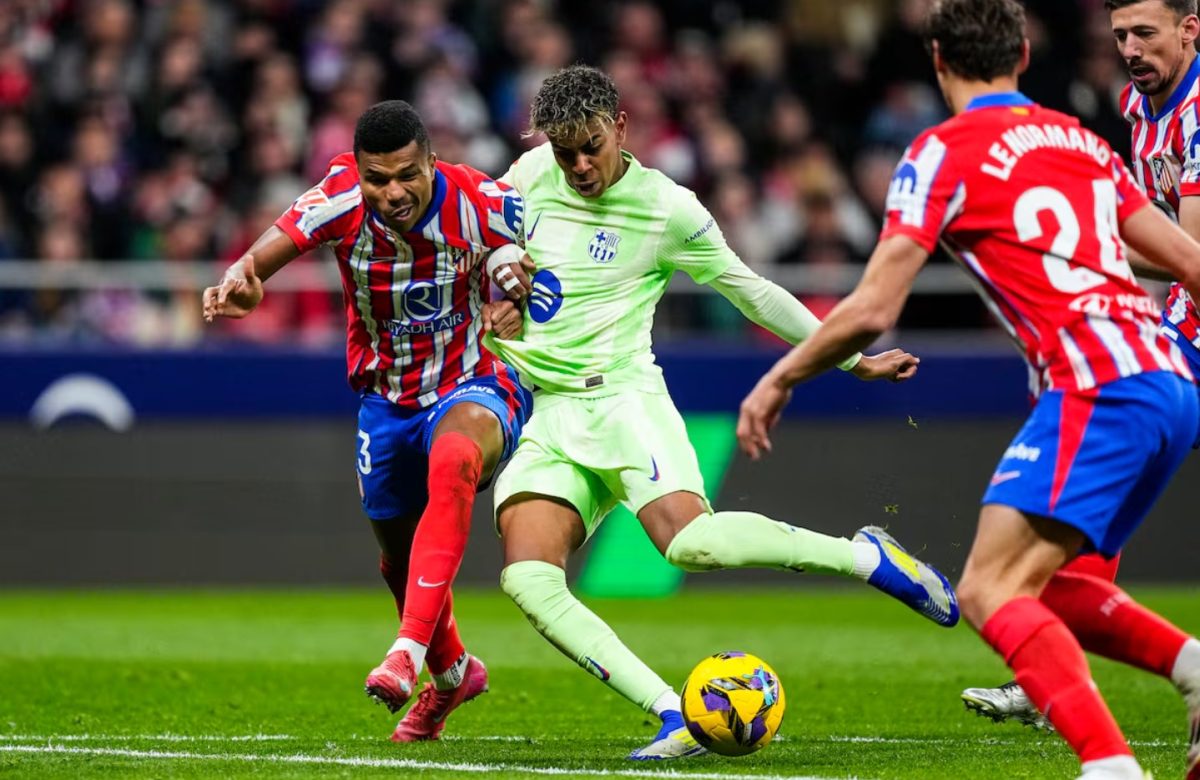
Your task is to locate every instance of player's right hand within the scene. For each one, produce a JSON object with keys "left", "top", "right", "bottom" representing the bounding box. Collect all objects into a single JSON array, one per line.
[
  {"left": 202, "top": 254, "right": 264, "bottom": 322},
  {"left": 737, "top": 374, "right": 792, "bottom": 461},
  {"left": 482, "top": 300, "right": 524, "bottom": 340},
  {"left": 486, "top": 244, "right": 535, "bottom": 302}
]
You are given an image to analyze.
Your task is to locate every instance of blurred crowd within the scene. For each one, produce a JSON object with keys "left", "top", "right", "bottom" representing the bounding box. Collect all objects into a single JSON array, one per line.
[{"left": 0, "top": 0, "right": 1135, "bottom": 345}]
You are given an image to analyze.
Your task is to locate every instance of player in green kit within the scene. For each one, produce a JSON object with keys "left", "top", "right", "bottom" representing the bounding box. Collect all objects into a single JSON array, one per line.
[{"left": 483, "top": 66, "right": 959, "bottom": 760}]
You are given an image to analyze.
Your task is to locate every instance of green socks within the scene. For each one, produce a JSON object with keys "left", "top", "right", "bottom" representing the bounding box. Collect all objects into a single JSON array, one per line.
[
  {"left": 500, "top": 560, "right": 673, "bottom": 712},
  {"left": 664, "top": 511, "right": 856, "bottom": 575}
]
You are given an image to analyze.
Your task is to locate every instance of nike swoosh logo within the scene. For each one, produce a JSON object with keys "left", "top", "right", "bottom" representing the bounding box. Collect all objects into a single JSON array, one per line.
[
  {"left": 990, "top": 470, "right": 1022, "bottom": 486},
  {"left": 584, "top": 657, "right": 610, "bottom": 681},
  {"left": 649, "top": 457, "right": 660, "bottom": 482},
  {"left": 417, "top": 576, "right": 447, "bottom": 588},
  {"left": 525, "top": 211, "right": 542, "bottom": 242}
]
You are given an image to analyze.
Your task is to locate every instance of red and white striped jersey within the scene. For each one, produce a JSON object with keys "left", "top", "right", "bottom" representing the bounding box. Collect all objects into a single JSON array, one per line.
[
  {"left": 882, "top": 92, "right": 1192, "bottom": 397},
  {"left": 275, "top": 152, "right": 523, "bottom": 408},
  {"left": 1121, "top": 55, "right": 1200, "bottom": 353}
]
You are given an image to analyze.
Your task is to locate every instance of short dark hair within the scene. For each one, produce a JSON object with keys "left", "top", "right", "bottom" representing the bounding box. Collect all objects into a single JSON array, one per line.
[
  {"left": 1104, "top": 0, "right": 1198, "bottom": 16},
  {"left": 527, "top": 65, "right": 620, "bottom": 140},
  {"left": 924, "top": 0, "right": 1026, "bottom": 82},
  {"left": 353, "top": 100, "right": 429, "bottom": 157}
]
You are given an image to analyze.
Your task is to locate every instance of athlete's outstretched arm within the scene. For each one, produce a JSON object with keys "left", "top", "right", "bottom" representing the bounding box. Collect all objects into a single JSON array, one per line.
[
  {"left": 1121, "top": 202, "right": 1200, "bottom": 303},
  {"left": 736, "top": 235, "right": 929, "bottom": 459},
  {"left": 706, "top": 259, "right": 919, "bottom": 382},
  {"left": 1120, "top": 198, "right": 1200, "bottom": 282},
  {"left": 202, "top": 226, "right": 301, "bottom": 321}
]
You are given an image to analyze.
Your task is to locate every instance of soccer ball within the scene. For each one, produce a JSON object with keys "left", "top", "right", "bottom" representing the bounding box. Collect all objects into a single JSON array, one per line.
[{"left": 681, "top": 651, "right": 786, "bottom": 756}]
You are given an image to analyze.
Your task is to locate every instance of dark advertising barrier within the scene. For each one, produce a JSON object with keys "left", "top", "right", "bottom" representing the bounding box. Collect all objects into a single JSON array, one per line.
[{"left": 0, "top": 344, "right": 1196, "bottom": 584}]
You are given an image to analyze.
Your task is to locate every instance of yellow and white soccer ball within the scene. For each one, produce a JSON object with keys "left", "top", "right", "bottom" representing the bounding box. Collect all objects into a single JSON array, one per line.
[{"left": 681, "top": 651, "right": 786, "bottom": 756}]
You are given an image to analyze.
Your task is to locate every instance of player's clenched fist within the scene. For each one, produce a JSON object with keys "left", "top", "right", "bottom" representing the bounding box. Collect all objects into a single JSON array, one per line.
[
  {"left": 851, "top": 348, "right": 920, "bottom": 383},
  {"left": 482, "top": 299, "right": 524, "bottom": 340},
  {"left": 486, "top": 244, "right": 536, "bottom": 302},
  {"left": 202, "top": 254, "right": 264, "bottom": 322}
]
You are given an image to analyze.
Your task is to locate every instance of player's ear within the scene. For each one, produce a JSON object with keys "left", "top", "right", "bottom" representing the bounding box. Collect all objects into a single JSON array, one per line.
[
  {"left": 613, "top": 112, "right": 628, "bottom": 146},
  {"left": 1017, "top": 38, "right": 1031, "bottom": 76},
  {"left": 930, "top": 40, "right": 946, "bottom": 75},
  {"left": 1182, "top": 14, "right": 1200, "bottom": 47}
]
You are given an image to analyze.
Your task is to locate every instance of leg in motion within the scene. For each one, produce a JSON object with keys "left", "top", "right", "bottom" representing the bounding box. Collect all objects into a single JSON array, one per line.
[
  {"left": 958, "top": 506, "right": 1144, "bottom": 780},
  {"left": 497, "top": 495, "right": 703, "bottom": 761},
  {"left": 377, "top": 401, "right": 503, "bottom": 714},
  {"left": 638, "top": 491, "right": 958, "bottom": 627},
  {"left": 960, "top": 552, "right": 1121, "bottom": 731},
  {"left": 392, "top": 588, "right": 490, "bottom": 742}
]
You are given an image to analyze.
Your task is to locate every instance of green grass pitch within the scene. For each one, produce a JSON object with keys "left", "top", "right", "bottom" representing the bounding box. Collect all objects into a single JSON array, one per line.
[{"left": 1, "top": 586, "right": 1197, "bottom": 779}]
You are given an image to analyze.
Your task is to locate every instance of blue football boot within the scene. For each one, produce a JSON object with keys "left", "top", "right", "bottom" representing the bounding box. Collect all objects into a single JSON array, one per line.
[{"left": 854, "top": 525, "right": 959, "bottom": 627}]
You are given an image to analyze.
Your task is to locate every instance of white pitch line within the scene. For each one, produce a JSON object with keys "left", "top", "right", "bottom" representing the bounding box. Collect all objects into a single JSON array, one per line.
[
  {"left": 0, "top": 744, "right": 855, "bottom": 780},
  {"left": 0, "top": 733, "right": 1181, "bottom": 749},
  {"left": 0, "top": 733, "right": 296, "bottom": 742}
]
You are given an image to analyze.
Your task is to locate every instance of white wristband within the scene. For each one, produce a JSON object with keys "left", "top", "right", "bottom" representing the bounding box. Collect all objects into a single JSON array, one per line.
[{"left": 486, "top": 244, "right": 522, "bottom": 277}]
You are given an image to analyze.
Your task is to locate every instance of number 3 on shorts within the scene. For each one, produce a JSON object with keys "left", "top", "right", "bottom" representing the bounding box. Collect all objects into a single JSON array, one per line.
[{"left": 357, "top": 430, "right": 372, "bottom": 474}]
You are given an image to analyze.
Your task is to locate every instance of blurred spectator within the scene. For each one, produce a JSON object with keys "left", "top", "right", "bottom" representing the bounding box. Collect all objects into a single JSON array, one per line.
[
  {"left": 0, "top": 112, "right": 36, "bottom": 254},
  {"left": 0, "top": 0, "right": 1131, "bottom": 345}
]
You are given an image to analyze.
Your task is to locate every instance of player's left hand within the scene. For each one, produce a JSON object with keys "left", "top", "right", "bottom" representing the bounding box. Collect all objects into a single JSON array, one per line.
[
  {"left": 737, "top": 375, "right": 792, "bottom": 460},
  {"left": 851, "top": 348, "right": 920, "bottom": 383},
  {"left": 487, "top": 245, "right": 536, "bottom": 302},
  {"left": 482, "top": 300, "right": 524, "bottom": 340}
]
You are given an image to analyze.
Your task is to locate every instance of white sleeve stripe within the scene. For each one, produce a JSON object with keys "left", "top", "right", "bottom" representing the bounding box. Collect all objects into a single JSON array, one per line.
[{"left": 296, "top": 188, "right": 361, "bottom": 235}]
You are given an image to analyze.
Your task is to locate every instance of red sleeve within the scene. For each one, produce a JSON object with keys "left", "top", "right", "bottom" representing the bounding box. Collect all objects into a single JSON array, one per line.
[
  {"left": 446, "top": 163, "right": 524, "bottom": 249},
  {"left": 273, "top": 153, "right": 364, "bottom": 253},
  {"left": 879, "top": 130, "right": 964, "bottom": 253}
]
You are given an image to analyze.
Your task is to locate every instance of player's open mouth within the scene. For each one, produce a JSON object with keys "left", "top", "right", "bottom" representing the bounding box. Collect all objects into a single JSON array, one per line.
[
  {"left": 574, "top": 181, "right": 599, "bottom": 196},
  {"left": 1129, "top": 65, "right": 1155, "bottom": 83},
  {"left": 389, "top": 204, "right": 414, "bottom": 222}
]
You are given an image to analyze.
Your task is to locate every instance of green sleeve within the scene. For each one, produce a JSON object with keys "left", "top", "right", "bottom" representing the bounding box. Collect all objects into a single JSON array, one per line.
[{"left": 658, "top": 186, "right": 737, "bottom": 284}]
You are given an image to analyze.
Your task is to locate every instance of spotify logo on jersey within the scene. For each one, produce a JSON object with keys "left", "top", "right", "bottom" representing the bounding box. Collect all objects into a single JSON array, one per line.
[{"left": 529, "top": 269, "right": 564, "bottom": 323}]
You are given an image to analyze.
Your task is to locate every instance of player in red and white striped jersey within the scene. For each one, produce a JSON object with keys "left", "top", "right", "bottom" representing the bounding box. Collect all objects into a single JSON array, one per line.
[
  {"left": 1117, "top": 0, "right": 1200, "bottom": 368},
  {"left": 202, "top": 101, "right": 532, "bottom": 742},
  {"left": 739, "top": 2, "right": 1200, "bottom": 777},
  {"left": 963, "top": 0, "right": 1200, "bottom": 737}
]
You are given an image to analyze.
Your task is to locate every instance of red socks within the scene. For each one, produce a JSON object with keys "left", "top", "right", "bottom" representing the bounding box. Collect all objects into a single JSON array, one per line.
[
  {"left": 399, "top": 432, "right": 482, "bottom": 647},
  {"left": 983, "top": 596, "right": 1131, "bottom": 763},
  {"left": 425, "top": 588, "right": 466, "bottom": 675},
  {"left": 1041, "top": 571, "right": 1189, "bottom": 679},
  {"left": 1059, "top": 552, "right": 1121, "bottom": 582},
  {"left": 379, "top": 552, "right": 407, "bottom": 622}
]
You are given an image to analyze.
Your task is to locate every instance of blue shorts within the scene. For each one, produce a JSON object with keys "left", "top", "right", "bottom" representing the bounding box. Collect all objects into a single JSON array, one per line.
[
  {"left": 983, "top": 371, "right": 1198, "bottom": 556},
  {"left": 1162, "top": 320, "right": 1200, "bottom": 447},
  {"left": 355, "top": 371, "right": 533, "bottom": 521}
]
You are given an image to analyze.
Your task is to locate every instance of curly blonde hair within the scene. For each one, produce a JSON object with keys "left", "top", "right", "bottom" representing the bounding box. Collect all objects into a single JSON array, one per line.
[{"left": 526, "top": 65, "right": 619, "bottom": 140}]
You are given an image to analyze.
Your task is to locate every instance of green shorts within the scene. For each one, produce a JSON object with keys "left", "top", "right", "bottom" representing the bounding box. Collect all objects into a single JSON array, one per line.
[{"left": 493, "top": 389, "right": 710, "bottom": 538}]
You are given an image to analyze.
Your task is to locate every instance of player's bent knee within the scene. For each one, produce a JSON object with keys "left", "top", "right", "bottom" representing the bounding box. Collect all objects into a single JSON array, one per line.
[
  {"left": 954, "top": 573, "right": 995, "bottom": 630},
  {"left": 664, "top": 513, "right": 726, "bottom": 572},
  {"left": 499, "top": 559, "right": 568, "bottom": 614}
]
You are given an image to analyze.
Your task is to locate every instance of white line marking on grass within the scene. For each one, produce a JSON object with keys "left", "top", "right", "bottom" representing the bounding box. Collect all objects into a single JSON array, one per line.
[
  {"left": 0, "top": 733, "right": 295, "bottom": 742},
  {"left": 0, "top": 744, "right": 852, "bottom": 780},
  {"left": 0, "top": 732, "right": 1179, "bottom": 749}
]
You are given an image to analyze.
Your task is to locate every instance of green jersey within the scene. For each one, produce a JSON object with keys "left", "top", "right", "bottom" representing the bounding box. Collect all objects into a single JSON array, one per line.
[{"left": 486, "top": 143, "right": 736, "bottom": 396}]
